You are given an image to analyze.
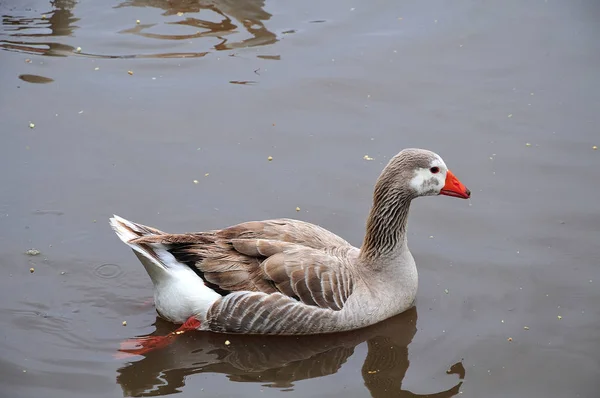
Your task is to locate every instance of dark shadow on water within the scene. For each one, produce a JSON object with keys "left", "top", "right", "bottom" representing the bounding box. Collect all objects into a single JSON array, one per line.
[
  {"left": 116, "top": 307, "right": 464, "bottom": 397},
  {"left": 18, "top": 73, "right": 54, "bottom": 83},
  {"left": 0, "top": 0, "right": 277, "bottom": 58}
]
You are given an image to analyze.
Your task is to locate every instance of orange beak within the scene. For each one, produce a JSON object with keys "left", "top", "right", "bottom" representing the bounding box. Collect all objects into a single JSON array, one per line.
[{"left": 440, "top": 170, "right": 471, "bottom": 199}]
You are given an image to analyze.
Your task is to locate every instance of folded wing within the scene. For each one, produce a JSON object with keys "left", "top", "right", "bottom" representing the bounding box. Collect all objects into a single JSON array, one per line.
[{"left": 130, "top": 218, "right": 359, "bottom": 311}]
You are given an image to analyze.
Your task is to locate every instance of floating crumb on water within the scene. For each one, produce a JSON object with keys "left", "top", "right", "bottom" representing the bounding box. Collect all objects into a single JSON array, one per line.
[
  {"left": 507, "top": 337, "right": 513, "bottom": 342},
  {"left": 204, "top": 173, "right": 209, "bottom": 177},
  {"left": 557, "top": 315, "right": 562, "bottom": 320},
  {"left": 224, "top": 340, "right": 231, "bottom": 345},
  {"left": 25, "top": 249, "right": 40, "bottom": 256},
  {"left": 93, "top": 219, "right": 97, "bottom": 223},
  {"left": 75, "top": 47, "right": 82, "bottom": 53},
  {"left": 267, "top": 156, "right": 273, "bottom": 161},
  {"left": 29, "top": 267, "right": 35, "bottom": 273},
  {"left": 42, "top": 14, "right": 46, "bottom": 19},
  {"left": 593, "top": 146, "right": 598, "bottom": 150},
  {"left": 177, "top": 12, "right": 184, "bottom": 16},
  {"left": 128, "top": 70, "right": 133, "bottom": 75},
  {"left": 444, "top": 289, "right": 449, "bottom": 294},
  {"left": 525, "top": 143, "right": 531, "bottom": 146},
  {"left": 94, "top": 67, "right": 99, "bottom": 71},
  {"left": 60, "top": 271, "right": 66, "bottom": 275},
  {"left": 122, "top": 321, "right": 127, "bottom": 326},
  {"left": 508, "top": 114, "right": 513, "bottom": 118},
  {"left": 524, "top": 326, "right": 530, "bottom": 330},
  {"left": 193, "top": 180, "right": 199, "bottom": 184},
  {"left": 136, "top": 19, "right": 140, "bottom": 24},
  {"left": 367, "top": 370, "right": 378, "bottom": 374},
  {"left": 29, "top": 122, "right": 35, "bottom": 129},
  {"left": 501, "top": 319, "right": 504, "bottom": 323},
  {"left": 363, "top": 155, "right": 373, "bottom": 161},
  {"left": 296, "top": 207, "right": 301, "bottom": 212}
]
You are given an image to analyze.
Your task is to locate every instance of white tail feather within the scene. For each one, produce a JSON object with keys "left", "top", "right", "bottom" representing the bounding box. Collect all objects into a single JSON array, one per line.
[
  {"left": 109, "top": 214, "right": 143, "bottom": 244},
  {"left": 109, "top": 215, "right": 221, "bottom": 324},
  {"left": 109, "top": 214, "right": 168, "bottom": 278}
]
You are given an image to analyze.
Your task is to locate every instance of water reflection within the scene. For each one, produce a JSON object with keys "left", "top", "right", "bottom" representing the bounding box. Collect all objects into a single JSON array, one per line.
[
  {"left": 0, "top": 0, "right": 79, "bottom": 56},
  {"left": 117, "top": 308, "right": 464, "bottom": 397},
  {"left": 117, "top": 0, "right": 277, "bottom": 51},
  {"left": 0, "top": 0, "right": 277, "bottom": 58}
]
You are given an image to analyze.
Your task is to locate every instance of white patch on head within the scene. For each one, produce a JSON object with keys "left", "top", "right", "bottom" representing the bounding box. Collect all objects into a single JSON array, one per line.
[{"left": 409, "top": 155, "right": 448, "bottom": 196}]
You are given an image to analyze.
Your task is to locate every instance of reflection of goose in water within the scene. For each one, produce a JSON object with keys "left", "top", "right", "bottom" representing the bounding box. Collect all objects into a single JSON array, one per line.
[
  {"left": 0, "top": 0, "right": 276, "bottom": 58},
  {"left": 116, "top": 308, "right": 464, "bottom": 397},
  {"left": 116, "top": 0, "right": 277, "bottom": 51}
]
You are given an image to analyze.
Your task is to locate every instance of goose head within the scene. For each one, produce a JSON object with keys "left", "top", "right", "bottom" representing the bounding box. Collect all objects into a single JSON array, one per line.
[
  {"left": 377, "top": 148, "right": 471, "bottom": 200},
  {"left": 362, "top": 148, "right": 470, "bottom": 260}
]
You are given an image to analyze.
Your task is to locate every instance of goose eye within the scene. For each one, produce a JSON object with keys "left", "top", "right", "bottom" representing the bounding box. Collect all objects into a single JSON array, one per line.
[{"left": 430, "top": 167, "right": 440, "bottom": 174}]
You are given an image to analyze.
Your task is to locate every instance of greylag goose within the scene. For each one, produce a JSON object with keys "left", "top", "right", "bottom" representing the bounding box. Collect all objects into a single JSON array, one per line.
[{"left": 110, "top": 148, "right": 470, "bottom": 356}]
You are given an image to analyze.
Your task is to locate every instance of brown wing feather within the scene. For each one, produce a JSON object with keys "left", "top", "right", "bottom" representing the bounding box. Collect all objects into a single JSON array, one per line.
[
  {"left": 129, "top": 218, "right": 357, "bottom": 310},
  {"left": 216, "top": 219, "right": 352, "bottom": 251}
]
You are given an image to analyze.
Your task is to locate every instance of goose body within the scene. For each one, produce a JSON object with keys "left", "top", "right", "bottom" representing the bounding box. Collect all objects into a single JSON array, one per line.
[{"left": 110, "top": 148, "right": 470, "bottom": 342}]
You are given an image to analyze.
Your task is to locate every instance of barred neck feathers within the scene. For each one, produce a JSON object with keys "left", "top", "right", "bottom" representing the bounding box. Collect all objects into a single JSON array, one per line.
[
  {"left": 359, "top": 148, "right": 447, "bottom": 262},
  {"left": 360, "top": 178, "right": 412, "bottom": 261}
]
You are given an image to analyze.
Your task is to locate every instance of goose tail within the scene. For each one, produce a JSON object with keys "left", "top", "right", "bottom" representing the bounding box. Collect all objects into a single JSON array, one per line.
[{"left": 109, "top": 214, "right": 173, "bottom": 284}]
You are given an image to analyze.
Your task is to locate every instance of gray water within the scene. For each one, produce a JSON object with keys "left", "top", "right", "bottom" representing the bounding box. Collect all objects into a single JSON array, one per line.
[{"left": 1, "top": 0, "right": 599, "bottom": 397}]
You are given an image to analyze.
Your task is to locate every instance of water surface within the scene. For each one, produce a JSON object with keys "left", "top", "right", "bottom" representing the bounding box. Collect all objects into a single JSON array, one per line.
[{"left": 1, "top": 0, "right": 599, "bottom": 397}]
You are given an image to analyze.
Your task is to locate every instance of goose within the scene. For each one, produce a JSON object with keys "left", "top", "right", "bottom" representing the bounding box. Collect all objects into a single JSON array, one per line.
[{"left": 110, "top": 148, "right": 470, "bottom": 356}]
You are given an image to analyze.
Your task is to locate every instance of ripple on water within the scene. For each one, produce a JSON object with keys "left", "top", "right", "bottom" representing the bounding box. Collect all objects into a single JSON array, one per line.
[
  {"left": 0, "top": 0, "right": 282, "bottom": 59},
  {"left": 92, "top": 263, "right": 124, "bottom": 280},
  {"left": 5, "top": 304, "right": 106, "bottom": 358},
  {"left": 1, "top": 306, "right": 121, "bottom": 397}
]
